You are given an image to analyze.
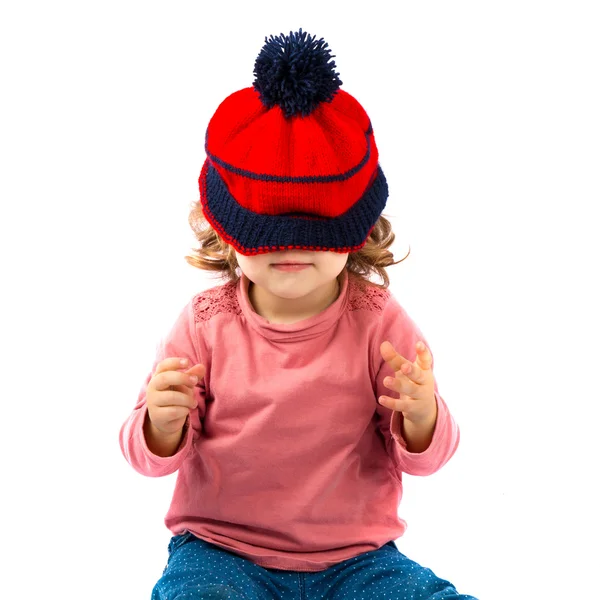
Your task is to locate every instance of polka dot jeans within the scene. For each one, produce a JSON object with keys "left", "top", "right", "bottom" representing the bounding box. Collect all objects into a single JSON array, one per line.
[{"left": 151, "top": 532, "right": 478, "bottom": 599}]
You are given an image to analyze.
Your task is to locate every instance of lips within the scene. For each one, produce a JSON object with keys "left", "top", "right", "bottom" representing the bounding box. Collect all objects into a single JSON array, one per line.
[{"left": 271, "top": 263, "right": 312, "bottom": 271}]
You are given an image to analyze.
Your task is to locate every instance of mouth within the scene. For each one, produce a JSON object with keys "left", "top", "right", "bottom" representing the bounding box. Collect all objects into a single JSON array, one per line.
[{"left": 271, "top": 262, "right": 313, "bottom": 271}]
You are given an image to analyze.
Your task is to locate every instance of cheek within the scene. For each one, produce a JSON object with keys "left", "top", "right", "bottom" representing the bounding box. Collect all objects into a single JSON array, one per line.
[
  {"left": 236, "top": 255, "right": 273, "bottom": 280},
  {"left": 322, "top": 254, "right": 349, "bottom": 274},
  {"left": 236, "top": 252, "right": 260, "bottom": 267}
]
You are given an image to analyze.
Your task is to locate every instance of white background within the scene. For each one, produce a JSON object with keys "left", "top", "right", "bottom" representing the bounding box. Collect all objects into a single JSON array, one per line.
[{"left": 1, "top": 1, "right": 599, "bottom": 598}]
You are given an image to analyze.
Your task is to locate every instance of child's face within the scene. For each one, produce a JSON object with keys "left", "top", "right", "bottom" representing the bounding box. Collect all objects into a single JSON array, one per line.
[{"left": 234, "top": 249, "right": 348, "bottom": 301}]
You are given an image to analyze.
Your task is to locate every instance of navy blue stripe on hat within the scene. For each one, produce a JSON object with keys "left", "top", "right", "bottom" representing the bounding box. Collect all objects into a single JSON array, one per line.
[
  {"left": 204, "top": 122, "right": 374, "bottom": 184},
  {"left": 203, "top": 162, "right": 388, "bottom": 254}
]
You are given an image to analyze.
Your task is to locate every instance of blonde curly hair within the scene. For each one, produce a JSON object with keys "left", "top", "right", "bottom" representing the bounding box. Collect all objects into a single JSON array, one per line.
[{"left": 184, "top": 201, "right": 410, "bottom": 290}]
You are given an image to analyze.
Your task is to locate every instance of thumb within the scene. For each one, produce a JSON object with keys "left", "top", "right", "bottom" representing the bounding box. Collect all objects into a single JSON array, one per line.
[{"left": 185, "top": 363, "right": 206, "bottom": 380}]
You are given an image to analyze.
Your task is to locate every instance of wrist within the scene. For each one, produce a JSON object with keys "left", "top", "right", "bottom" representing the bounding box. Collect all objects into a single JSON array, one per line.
[
  {"left": 401, "top": 402, "right": 437, "bottom": 453},
  {"left": 143, "top": 413, "right": 186, "bottom": 457}
]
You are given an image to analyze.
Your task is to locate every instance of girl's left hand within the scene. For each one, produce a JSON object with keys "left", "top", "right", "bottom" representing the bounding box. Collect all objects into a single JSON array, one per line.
[{"left": 379, "top": 340, "right": 437, "bottom": 425}]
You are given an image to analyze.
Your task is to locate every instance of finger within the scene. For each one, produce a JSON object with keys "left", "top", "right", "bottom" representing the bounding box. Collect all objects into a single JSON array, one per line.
[
  {"left": 380, "top": 341, "right": 409, "bottom": 372},
  {"left": 155, "top": 370, "right": 201, "bottom": 392},
  {"left": 155, "top": 357, "right": 191, "bottom": 374},
  {"left": 383, "top": 374, "right": 420, "bottom": 397},
  {"left": 398, "top": 361, "right": 425, "bottom": 384},
  {"left": 170, "top": 365, "right": 206, "bottom": 390},
  {"left": 378, "top": 393, "right": 412, "bottom": 412},
  {"left": 415, "top": 342, "right": 433, "bottom": 370},
  {"left": 184, "top": 364, "right": 206, "bottom": 381},
  {"left": 154, "top": 389, "right": 197, "bottom": 410}
]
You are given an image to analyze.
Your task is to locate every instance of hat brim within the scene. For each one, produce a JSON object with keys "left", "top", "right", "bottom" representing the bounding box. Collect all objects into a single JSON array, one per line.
[{"left": 199, "top": 161, "right": 388, "bottom": 256}]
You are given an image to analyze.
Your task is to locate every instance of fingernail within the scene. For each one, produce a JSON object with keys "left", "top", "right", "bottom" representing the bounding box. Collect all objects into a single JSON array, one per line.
[
  {"left": 180, "top": 359, "right": 188, "bottom": 366},
  {"left": 190, "top": 375, "right": 198, "bottom": 384}
]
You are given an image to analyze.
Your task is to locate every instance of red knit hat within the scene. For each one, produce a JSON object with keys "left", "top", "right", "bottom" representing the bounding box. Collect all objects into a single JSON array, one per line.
[{"left": 199, "top": 29, "right": 388, "bottom": 256}]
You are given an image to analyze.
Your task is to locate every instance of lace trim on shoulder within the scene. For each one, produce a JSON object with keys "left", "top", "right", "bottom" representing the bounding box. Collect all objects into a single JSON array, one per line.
[
  {"left": 192, "top": 281, "right": 242, "bottom": 323},
  {"left": 347, "top": 275, "right": 390, "bottom": 313},
  {"left": 192, "top": 275, "right": 388, "bottom": 322}
]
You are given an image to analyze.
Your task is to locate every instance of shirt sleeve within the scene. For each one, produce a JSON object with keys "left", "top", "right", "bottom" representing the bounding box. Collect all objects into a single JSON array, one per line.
[
  {"left": 372, "top": 296, "right": 460, "bottom": 477},
  {"left": 118, "top": 298, "right": 207, "bottom": 477}
]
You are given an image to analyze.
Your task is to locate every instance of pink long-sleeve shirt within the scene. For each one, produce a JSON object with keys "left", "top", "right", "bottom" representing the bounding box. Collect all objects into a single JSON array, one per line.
[{"left": 119, "top": 268, "right": 460, "bottom": 572}]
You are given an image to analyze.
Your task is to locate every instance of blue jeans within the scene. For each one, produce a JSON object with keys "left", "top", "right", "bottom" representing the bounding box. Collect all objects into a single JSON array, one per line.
[{"left": 151, "top": 532, "right": 478, "bottom": 599}]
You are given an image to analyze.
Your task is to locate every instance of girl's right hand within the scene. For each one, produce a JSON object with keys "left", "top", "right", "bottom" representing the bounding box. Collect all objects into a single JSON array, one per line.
[{"left": 146, "top": 358, "right": 206, "bottom": 436}]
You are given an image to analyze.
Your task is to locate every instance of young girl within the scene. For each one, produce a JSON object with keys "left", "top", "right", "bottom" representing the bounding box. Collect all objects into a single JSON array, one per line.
[{"left": 120, "top": 29, "right": 478, "bottom": 600}]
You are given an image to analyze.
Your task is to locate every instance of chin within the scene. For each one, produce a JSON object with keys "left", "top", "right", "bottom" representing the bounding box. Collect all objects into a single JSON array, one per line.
[{"left": 268, "top": 282, "right": 314, "bottom": 298}]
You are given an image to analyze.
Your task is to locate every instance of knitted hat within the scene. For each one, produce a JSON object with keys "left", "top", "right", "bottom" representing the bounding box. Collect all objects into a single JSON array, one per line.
[{"left": 199, "top": 29, "right": 388, "bottom": 256}]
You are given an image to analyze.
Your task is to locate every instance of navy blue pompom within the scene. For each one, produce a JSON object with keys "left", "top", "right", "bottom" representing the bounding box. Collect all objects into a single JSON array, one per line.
[{"left": 253, "top": 29, "right": 342, "bottom": 118}]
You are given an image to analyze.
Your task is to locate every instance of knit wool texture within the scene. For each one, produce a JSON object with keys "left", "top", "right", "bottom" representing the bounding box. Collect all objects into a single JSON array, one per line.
[{"left": 198, "top": 37, "right": 389, "bottom": 256}]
